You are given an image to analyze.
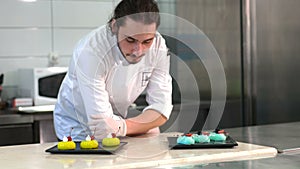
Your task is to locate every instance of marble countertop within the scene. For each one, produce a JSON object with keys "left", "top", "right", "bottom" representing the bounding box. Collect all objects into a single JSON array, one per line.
[{"left": 0, "top": 132, "right": 277, "bottom": 169}]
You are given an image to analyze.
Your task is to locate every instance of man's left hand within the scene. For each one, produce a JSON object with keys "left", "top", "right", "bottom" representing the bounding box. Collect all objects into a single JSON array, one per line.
[{"left": 88, "top": 113, "right": 127, "bottom": 140}]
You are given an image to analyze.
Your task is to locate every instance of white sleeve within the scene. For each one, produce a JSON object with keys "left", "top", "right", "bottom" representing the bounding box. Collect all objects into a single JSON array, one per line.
[
  {"left": 74, "top": 47, "right": 114, "bottom": 120},
  {"left": 143, "top": 38, "right": 173, "bottom": 119}
]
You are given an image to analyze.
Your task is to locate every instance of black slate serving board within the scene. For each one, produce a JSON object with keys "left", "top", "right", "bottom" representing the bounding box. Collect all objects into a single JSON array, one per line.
[
  {"left": 45, "top": 142, "right": 127, "bottom": 154},
  {"left": 168, "top": 136, "right": 238, "bottom": 149}
]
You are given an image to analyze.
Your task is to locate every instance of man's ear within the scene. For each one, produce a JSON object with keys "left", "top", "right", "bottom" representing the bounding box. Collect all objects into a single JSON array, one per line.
[{"left": 110, "top": 19, "right": 118, "bottom": 34}]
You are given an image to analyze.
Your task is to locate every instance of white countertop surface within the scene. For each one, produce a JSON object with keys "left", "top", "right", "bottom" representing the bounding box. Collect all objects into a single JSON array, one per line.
[{"left": 0, "top": 132, "right": 277, "bottom": 169}]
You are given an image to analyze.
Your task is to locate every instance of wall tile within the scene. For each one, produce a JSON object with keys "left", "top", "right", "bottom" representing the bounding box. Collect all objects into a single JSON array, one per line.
[
  {"left": 0, "top": 29, "right": 52, "bottom": 56},
  {"left": 53, "top": 1, "right": 113, "bottom": 27},
  {"left": 53, "top": 28, "right": 93, "bottom": 56},
  {"left": 0, "top": 0, "right": 51, "bottom": 27}
]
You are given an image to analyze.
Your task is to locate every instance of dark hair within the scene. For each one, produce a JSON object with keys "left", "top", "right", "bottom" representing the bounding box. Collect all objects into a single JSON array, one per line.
[{"left": 108, "top": 0, "right": 160, "bottom": 29}]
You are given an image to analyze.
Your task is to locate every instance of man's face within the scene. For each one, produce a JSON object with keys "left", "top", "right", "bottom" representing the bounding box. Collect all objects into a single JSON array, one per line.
[{"left": 115, "top": 18, "right": 157, "bottom": 64}]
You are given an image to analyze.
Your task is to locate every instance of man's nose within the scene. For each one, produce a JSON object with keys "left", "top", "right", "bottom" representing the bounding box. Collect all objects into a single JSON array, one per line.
[{"left": 133, "top": 42, "right": 143, "bottom": 56}]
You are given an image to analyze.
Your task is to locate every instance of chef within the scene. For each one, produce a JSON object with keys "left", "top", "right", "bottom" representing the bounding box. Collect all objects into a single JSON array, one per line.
[{"left": 54, "top": 0, "right": 173, "bottom": 141}]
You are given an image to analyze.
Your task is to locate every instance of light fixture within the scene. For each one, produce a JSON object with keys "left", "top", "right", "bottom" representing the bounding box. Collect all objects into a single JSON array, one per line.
[{"left": 19, "top": 0, "right": 37, "bottom": 2}]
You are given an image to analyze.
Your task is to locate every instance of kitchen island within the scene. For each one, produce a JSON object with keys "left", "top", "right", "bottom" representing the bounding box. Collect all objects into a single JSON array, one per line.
[{"left": 0, "top": 132, "right": 277, "bottom": 169}]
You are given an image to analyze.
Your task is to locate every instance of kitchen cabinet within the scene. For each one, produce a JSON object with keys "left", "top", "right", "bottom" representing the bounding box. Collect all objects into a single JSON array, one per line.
[
  {"left": 0, "top": 123, "right": 34, "bottom": 146},
  {"left": 0, "top": 114, "right": 34, "bottom": 146},
  {"left": 0, "top": 110, "right": 56, "bottom": 146}
]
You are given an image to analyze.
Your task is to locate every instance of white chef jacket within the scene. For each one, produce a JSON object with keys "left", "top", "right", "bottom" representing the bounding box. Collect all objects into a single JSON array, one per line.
[{"left": 54, "top": 25, "right": 173, "bottom": 140}]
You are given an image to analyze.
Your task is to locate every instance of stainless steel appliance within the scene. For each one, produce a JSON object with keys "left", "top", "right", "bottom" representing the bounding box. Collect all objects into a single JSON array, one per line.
[
  {"left": 158, "top": 0, "right": 243, "bottom": 131},
  {"left": 243, "top": 0, "right": 300, "bottom": 125},
  {"left": 157, "top": 0, "right": 300, "bottom": 131},
  {"left": 0, "top": 74, "right": 3, "bottom": 101}
]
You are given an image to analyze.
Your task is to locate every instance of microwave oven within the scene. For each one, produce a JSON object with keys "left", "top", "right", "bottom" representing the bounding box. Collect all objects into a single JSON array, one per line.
[{"left": 18, "top": 67, "right": 68, "bottom": 106}]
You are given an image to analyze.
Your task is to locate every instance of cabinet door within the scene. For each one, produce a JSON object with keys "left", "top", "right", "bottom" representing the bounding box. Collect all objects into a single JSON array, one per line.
[{"left": 0, "top": 124, "right": 33, "bottom": 146}]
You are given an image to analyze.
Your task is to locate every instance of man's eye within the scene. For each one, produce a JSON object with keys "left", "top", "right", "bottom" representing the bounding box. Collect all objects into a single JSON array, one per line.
[
  {"left": 126, "top": 38, "right": 135, "bottom": 43},
  {"left": 142, "top": 39, "right": 153, "bottom": 45}
]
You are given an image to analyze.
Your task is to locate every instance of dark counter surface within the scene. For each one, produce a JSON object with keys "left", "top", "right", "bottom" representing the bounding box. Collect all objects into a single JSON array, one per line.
[
  {"left": 0, "top": 108, "right": 53, "bottom": 123},
  {"left": 0, "top": 109, "right": 33, "bottom": 125}
]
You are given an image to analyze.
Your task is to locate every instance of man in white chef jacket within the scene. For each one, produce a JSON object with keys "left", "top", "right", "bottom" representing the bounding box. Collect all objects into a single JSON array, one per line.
[{"left": 54, "top": 0, "right": 173, "bottom": 141}]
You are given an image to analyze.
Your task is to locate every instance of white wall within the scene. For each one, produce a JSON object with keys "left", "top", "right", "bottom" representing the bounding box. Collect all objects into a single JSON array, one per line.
[{"left": 0, "top": 0, "right": 116, "bottom": 99}]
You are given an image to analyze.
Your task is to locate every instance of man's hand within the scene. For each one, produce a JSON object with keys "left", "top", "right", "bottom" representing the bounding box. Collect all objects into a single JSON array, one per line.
[
  {"left": 125, "top": 109, "right": 167, "bottom": 135},
  {"left": 88, "top": 114, "right": 127, "bottom": 140}
]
